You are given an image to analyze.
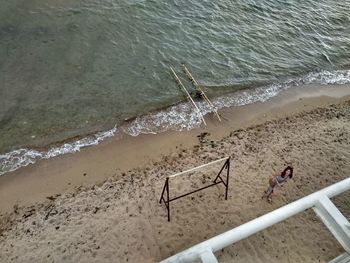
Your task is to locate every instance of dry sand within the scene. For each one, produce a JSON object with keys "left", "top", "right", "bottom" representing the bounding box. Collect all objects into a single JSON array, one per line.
[{"left": 0, "top": 85, "right": 350, "bottom": 263}]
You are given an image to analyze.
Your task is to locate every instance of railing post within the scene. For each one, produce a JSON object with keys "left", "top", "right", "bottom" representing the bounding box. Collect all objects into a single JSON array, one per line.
[
  {"left": 199, "top": 249, "right": 218, "bottom": 263},
  {"left": 313, "top": 195, "right": 350, "bottom": 253},
  {"left": 328, "top": 253, "right": 350, "bottom": 263}
]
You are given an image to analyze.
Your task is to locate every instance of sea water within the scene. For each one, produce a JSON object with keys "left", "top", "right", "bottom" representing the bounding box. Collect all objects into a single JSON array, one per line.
[{"left": 0, "top": 0, "right": 350, "bottom": 174}]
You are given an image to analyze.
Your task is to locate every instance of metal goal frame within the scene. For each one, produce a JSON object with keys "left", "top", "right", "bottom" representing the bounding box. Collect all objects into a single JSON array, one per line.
[{"left": 159, "top": 157, "right": 230, "bottom": 221}]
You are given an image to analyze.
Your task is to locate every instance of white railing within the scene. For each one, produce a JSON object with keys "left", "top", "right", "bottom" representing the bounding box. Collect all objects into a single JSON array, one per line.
[{"left": 160, "top": 177, "right": 350, "bottom": 263}]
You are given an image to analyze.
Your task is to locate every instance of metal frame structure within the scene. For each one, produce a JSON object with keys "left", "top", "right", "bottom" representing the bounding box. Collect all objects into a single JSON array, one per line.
[
  {"left": 160, "top": 177, "right": 350, "bottom": 263},
  {"left": 159, "top": 157, "right": 230, "bottom": 222}
]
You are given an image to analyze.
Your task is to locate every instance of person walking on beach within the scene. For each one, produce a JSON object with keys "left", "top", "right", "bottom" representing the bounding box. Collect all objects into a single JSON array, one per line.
[{"left": 263, "top": 166, "right": 293, "bottom": 202}]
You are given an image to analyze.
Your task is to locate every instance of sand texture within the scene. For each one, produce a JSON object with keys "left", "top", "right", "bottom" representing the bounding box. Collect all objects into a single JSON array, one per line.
[{"left": 0, "top": 101, "right": 350, "bottom": 263}]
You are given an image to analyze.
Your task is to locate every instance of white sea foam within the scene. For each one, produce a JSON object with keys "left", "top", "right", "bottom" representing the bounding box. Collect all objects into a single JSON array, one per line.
[
  {"left": 302, "top": 70, "right": 350, "bottom": 85},
  {"left": 1, "top": 69, "right": 349, "bottom": 176},
  {"left": 122, "top": 69, "right": 350, "bottom": 137},
  {"left": 0, "top": 126, "right": 117, "bottom": 176}
]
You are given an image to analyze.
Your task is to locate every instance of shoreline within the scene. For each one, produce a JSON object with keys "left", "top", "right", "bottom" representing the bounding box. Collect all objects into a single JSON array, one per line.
[
  {"left": 0, "top": 84, "right": 349, "bottom": 262},
  {"left": 0, "top": 83, "right": 349, "bottom": 212},
  {"left": 2, "top": 68, "right": 350, "bottom": 175}
]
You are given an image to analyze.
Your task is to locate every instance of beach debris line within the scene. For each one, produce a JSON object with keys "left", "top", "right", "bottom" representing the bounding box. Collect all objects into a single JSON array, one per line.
[
  {"left": 169, "top": 66, "right": 207, "bottom": 126},
  {"left": 182, "top": 64, "right": 222, "bottom": 121},
  {"left": 159, "top": 156, "right": 230, "bottom": 221}
]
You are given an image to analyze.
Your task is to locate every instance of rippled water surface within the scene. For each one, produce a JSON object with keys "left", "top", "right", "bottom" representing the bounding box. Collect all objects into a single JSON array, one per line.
[{"left": 0, "top": 0, "right": 350, "bottom": 161}]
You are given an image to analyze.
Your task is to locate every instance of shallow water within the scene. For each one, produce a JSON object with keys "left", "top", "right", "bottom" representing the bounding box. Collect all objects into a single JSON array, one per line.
[{"left": 0, "top": 0, "right": 350, "bottom": 174}]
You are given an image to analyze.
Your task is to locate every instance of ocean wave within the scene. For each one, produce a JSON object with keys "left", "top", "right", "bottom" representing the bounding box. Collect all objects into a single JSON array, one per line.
[
  {"left": 122, "top": 69, "right": 350, "bottom": 136},
  {"left": 1, "top": 69, "right": 349, "bottom": 176},
  {"left": 0, "top": 127, "right": 117, "bottom": 176},
  {"left": 302, "top": 70, "right": 350, "bottom": 85}
]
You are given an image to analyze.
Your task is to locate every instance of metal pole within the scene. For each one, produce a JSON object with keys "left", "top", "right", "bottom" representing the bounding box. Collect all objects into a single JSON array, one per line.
[
  {"left": 159, "top": 179, "right": 168, "bottom": 204},
  {"left": 213, "top": 158, "right": 229, "bottom": 184},
  {"left": 166, "top": 178, "right": 170, "bottom": 222},
  {"left": 225, "top": 158, "right": 230, "bottom": 200},
  {"left": 169, "top": 157, "right": 230, "bottom": 179}
]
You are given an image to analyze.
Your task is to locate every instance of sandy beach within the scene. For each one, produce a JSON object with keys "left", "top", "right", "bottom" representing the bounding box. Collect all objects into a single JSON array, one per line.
[{"left": 0, "top": 84, "right": 350, "bottom": 262}]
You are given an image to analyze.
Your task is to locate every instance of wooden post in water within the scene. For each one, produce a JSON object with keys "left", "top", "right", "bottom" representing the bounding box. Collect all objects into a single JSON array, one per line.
[
  {"left": 170, "top": 66, "right": 207, "bottom": 126},
  {"left": 182, "top": 64, "right": 221, "bottom": 121}
]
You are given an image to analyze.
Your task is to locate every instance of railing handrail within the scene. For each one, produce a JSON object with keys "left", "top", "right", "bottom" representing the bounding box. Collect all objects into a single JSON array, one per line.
[{"left": 160, "top": 177, "right": 350, "bottom": 263}]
